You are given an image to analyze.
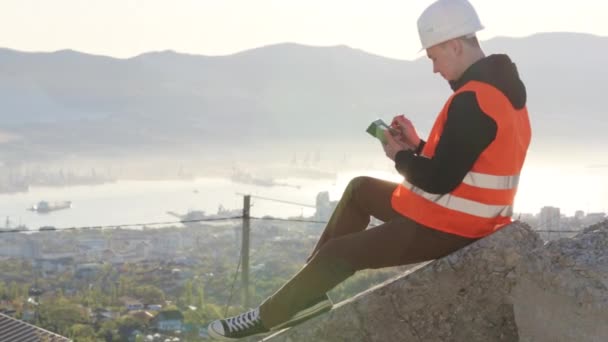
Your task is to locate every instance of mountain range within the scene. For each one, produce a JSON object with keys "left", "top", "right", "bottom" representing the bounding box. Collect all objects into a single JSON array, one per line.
[{"left": 0, "top": 32, "right": 606, "bottom": 164}]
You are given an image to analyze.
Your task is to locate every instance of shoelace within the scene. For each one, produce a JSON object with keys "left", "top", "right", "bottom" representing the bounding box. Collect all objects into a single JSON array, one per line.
[{"left": 226, "top": 308, "right": 261, "bottom": 333}]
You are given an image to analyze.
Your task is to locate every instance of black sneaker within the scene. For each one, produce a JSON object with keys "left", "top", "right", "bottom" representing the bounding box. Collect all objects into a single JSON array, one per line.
[
  {"left": 207, "top": 307, "right": 269, "bottom": 340},
  {"left": 271, "top": 294, "right": 333, "bottom": 331}
]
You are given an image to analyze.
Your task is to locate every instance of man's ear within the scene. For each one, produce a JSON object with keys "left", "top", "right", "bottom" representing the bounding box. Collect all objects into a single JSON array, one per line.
[{"left": 449, "top": 39, "right": 464, "bottom": 56}]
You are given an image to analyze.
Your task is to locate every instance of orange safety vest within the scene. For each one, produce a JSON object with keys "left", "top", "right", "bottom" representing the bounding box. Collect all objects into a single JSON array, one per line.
[{"left": 391, "top": 80, "right": 531, "bottom": 238}]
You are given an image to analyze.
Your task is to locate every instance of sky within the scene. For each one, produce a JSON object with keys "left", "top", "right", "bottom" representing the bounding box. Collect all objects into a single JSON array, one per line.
[{"left": 0, "top": 0, "right": 607, "bottom": 60}]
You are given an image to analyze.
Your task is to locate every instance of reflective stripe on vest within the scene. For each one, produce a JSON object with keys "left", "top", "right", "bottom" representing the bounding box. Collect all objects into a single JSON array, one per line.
[
  {"left": 402, "top": 171, "right": 519, "bottom": 219},
  {"left": 462, "top": 172, "right": 520, "bottom": 190},
  {"left": 391, "top": 80, "right": 531, "bottom": 238}
]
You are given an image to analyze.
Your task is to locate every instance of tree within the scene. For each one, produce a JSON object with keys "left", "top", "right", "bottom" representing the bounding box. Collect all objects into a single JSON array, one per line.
[
  {"left": 38, "top": 299, "right": 89, "bottom": 336},
  {"left": 179, "top": 279, "right": 194, "bottom": 307},
  {"left": 69, "top": 324, "right": 96, "bottom": 341},
  {"left": 196, "top": 282, "right": 205, "bottom": 311},
  {"left": 116, "top": 316, "right": 145, "bottom": 342},
  {"left": 131, "top": 285, "right": 164, "bottom": 304},
  {"left": 8, "top": 281, "right": 20, "bottom": 300},
  {"left": 97, "top": 320, "right": 119, "bottom": 342},
  {"left": 110, "top": 283, "right": 119, "bottom": 306}
]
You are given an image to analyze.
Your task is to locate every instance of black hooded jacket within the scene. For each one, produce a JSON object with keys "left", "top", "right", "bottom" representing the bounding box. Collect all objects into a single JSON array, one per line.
[{"left": 394, "top": 54, "right": 527, "bottom": 194}]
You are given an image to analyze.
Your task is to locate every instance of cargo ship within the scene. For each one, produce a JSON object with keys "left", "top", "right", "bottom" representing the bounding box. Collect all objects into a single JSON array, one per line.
[
  {"left": 28, "top": 200, "right": 72, "bottom": 213},
  {"left": 166, "top": 205, "right": 241, "bottom": 226}
]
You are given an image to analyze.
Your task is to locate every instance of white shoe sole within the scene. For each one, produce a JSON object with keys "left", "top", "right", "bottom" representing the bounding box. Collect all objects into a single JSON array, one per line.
[{"left": 207, "top": 323, "right": 269, "bottom": 341}]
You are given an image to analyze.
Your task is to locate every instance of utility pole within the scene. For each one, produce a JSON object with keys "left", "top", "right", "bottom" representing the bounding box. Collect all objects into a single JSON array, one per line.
[
  {"left": 241, "top": 195, "right": 251, "bottom": 308},
  {"left": 233, "top": 192, "right": 315, "bottom": 309}
]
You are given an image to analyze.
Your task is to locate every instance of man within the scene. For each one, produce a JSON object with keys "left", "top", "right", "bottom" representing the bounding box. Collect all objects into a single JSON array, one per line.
[{"left": 208, "top": 0, "right": 531, "bottom": 339}]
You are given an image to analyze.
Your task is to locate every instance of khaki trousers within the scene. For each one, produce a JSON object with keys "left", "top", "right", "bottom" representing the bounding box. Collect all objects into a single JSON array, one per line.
[{"left": 260, "top": 176, "right": 476, "bottom": 328}]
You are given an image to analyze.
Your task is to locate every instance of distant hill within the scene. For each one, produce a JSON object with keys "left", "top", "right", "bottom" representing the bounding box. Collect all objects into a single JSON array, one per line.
[{"left": 0, "top": 32, "right": 606, "bottom": 161}]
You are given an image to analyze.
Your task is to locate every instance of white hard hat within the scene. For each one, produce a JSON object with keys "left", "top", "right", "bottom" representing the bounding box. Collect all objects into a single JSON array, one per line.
[{"left": 417, "top": 0, "right": 484, "bottom": 50}]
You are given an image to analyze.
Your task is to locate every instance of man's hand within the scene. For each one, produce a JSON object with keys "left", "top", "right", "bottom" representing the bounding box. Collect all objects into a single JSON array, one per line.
[
  {"left": 382, "top": 130, "right": 410, "bottom": 161},
  {"left": 391, "top": 115, "right": 421, "bottom": 150}
]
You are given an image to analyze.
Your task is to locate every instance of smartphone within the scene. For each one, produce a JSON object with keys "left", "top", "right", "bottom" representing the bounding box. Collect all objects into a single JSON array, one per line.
[{"left": 366, "top": 119, "right": 397, "bottom": 144}]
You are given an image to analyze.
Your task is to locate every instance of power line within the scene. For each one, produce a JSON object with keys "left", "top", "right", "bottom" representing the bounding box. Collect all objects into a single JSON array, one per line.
[
  {"left": 1, "top": 191, "right": 327, "bottom": 235},
  {"left": 0, "top": 216, "right": 245, "bottom": 235},
  {"left": 1, "top": 192, "right": 324, "bottom": 235},
  {"left": 251, "top": 216, "right": 328, "bottom": 225},
  {"left": 236, "top": 193, "right": 316, "bottom": 208},
  {"left": 0, "top": 215, "right": 333, "bottom": 235}
]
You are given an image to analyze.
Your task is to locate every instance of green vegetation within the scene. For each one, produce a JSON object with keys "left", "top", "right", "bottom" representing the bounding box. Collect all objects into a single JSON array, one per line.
[{"left": 0, "top": 222, "right": 410, "bottom": 340}]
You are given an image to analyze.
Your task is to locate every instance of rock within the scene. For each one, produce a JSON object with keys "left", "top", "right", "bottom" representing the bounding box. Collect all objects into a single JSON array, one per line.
[
  {"left": 513, "top": 220, "right": 608, "bottom": 342},
  {"left": 262, "top": 221, "right": 542, "bottom": 342}
]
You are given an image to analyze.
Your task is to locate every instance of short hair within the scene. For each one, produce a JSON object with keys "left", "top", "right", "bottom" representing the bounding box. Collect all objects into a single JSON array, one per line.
[
  {"left": 459, "top": 34, "right": 480, "bottom": 48},
  {"left": 437, "top": 34, "right": 480, "bottom": 50}
]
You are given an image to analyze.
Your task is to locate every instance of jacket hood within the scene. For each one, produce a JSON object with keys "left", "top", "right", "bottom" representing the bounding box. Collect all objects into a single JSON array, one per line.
[{"left": 449, "top": 54, "right": 527, "bottom": 109}]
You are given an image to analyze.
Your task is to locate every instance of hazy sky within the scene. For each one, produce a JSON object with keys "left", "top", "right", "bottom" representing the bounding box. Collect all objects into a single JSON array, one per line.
[{"left": 0, "top": 0, "right": 607, "bottom": 60}]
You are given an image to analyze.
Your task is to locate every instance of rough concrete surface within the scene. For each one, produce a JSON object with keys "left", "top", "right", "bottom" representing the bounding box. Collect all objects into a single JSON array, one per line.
[
  {"left": 513, "top": 220, "right": 608, "bottom": 342},
  {"left": 262, "top": 221, "right": 542, "bottom": 342}
]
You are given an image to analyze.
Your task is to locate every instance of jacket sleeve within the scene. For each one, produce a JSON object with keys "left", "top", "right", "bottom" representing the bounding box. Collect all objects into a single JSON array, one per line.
[{"left": 394, "top": 91, "right": 497, "bottom": 194}]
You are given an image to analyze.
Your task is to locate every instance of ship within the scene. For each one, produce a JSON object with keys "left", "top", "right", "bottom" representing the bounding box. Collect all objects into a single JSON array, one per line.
[
  {"left": 167, "top": 205, "right": 242, "bottom": 226},
  {"left": 28, "top": 200, "right": 72, "bottom": 213}
]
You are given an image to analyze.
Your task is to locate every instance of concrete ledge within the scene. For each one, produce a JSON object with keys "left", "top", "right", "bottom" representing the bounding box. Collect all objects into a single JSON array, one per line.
[
  {"left": 263, "top": 221, "right": 541, "bottom": 342},
  {"left": 513, "top": 220, "right": 608, "bottom": 342}
]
